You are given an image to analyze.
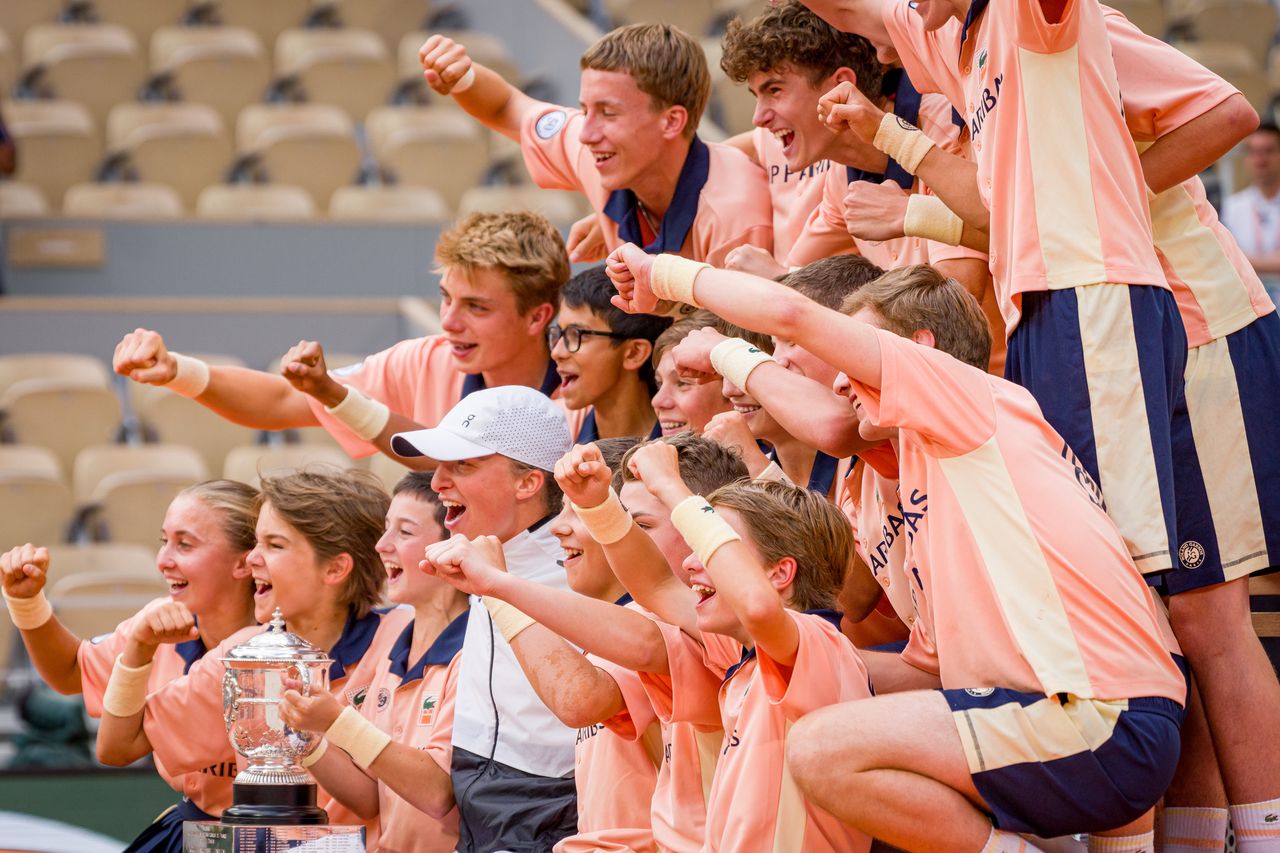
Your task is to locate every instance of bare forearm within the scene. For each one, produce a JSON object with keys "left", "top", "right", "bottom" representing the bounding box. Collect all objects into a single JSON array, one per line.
[
  {"left": 915, "top": 149, "right": 989, "bottom": 233},
  {"left": 19, "top": 619, "right": 85, "bottom": 695},
  {"left": 371, "top": 412, "right": 435, "bottom": 471},
  {"left": 1246, "top": 253, "right": 1280, "bottom": 274},
  {"left": 451, "top": 64, "right": 537, "bottom": 142},
  {"left": 369, "top": 744, "right": 455, "bottom": 819},
  {"left": 745, "top": 364, "right": 870, "bottom": 457},
  {"left": 1141, "top": 94, "right": 1257, "bottom": 195},
  {"left": 508, "top": 625, "right": 627, "bottom": 727},
  {"left": 309, "top": 749, "right": 380, "bottom": 820},
  {"left": 96, "top": 711, "right": 151, "bottom": 765},
  {"left": 198, "top": 367, "right": 319, "bottom": 430}
]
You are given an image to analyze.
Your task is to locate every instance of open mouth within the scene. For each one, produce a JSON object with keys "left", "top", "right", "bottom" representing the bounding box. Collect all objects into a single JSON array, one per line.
[
  {"left": 385, "top": 563, "right": 404, "bottom": 583},
  {"left": 691, "top": 583, "right": 716, "bottom": 606},
  {"left": 557, "top": 370, "right": 579, "bottom": 392},
  {"left": 254, "top": 579, "right": 273, "bottom": 598},
  {"left": 165, "top": 578, "right": 189, "bottom": 596},
  {"left": 442, "top": 499, "right": 468, "bottom": 529},
  {"left": 773, "top": 128, "right": 795, "bottom": 152},
  {"left": 592, "top": 151, "right": 616, "bottom": 167},
  {"left": 658, "top": 419, "right": 688, "bottom": 435},
  {"left": 560, "top": 546, "right": 584, "bottom": 568},
  {"left": 732, "top": 403, "right": 761, "bottom": 417},
  {"left": 449, "top": 340, "right": 478, "bottom": 359}
]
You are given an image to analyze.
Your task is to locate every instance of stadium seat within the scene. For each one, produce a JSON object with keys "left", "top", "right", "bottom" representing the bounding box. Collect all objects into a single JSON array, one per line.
[
  {"left": 275, "top": 27, "right": 396, "bottom": 121},
  {"left": 0, "top": 380, "right": 123, "bottom": 474},
  {"left": 338, "top": 0, "right": 432, "bottom": 52},
  {"left": 48, "top": 569, "right": 168, "bottom": 637},
  {"left": 0, "top": 182, "right": 51, "bottom": 218},
  {"left": 0, "top": 352, "right": 111, "bottom": 398},
  {"left": 72, "top": 443, "right": 207, "bottom": 503},
  {"left": 601, "top": 0, "right": 717, "bottom": 36},
  {"left": 1251, "top": 574, "right": 1280, "bottom": 638},
  {"left": 397, "top": 30, "right": 521, "bottom": 86},
  {"left": 328, "top": 184, "right": 451, "bottom": 222},
  {"left": 366, "top": 105, "right": 490, "bottom": 210},
  {"left": 1175, "top": 41, "right": 1271, "bottom": 112},
  {"left": 45, "top": 542, "right": 157, "bottom": 578},
  {"left": 235, "top": 103, "right": 361, "bottom": 207},
  {"left": 0, "top": 446, "right": 74, "bottom": 548},
  {"left": 223, "top": 444, "right": 356, "bottom": 487},
  {"left": 2, "top": 99, "right": 101, "bottom": 212},
  {"left": 195, "top": 183, "right": 317, "bottom": 220},
  {"left": 22, "top": 23, "right": 146, "bottom": 125},
  {"left": 211, "top": 0, "right": 313, "bottom": 48},
  {"left": 105, "top": 102, "right": 232, "bottom": 209},
  {"left": 702, "top": 38, "right": 756, "bottom": 135},
  {"left": 63, "top": 181, "right": 184, "bottom": 219},
  {"left": 1184, "top": 0, "right": 1277, "bottom": 68},
  {"left": 0, "top": 28, "right": 17, "bottom": 95},
  {"left": 367, "top": 451, "right": 411, "bottom": 492},
  {"left": 458, "top": 184, "right": 589, "bottom": 225},
  {"left": 90, "top": 0, "right": 189, "bottom": 45},
  {"left": 150, "top": 25, "right": 271, "bottom": 131},
  {"left": 0, "top": 0, "right": 64, "bottom": 49},
  {"left": 1105, "top": 0, "right": 1167, "bottom": 38},
  {"left": 72, "top": 443, "right": 208, "bottom": 545}
]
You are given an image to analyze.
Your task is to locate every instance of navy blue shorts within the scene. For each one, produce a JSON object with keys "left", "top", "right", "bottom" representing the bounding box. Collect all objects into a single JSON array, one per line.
[
  {"left": 1007, "top": 284, "right": 1188, "bottom": 577},
  {"left": 942, "top": 687, "right": 1183, "bottom": 837}
]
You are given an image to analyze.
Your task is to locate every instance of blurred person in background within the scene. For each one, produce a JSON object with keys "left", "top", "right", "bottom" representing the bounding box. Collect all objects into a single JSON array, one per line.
[{"left": 1223, "top": 123, "right": 1280, "bottom": 300}]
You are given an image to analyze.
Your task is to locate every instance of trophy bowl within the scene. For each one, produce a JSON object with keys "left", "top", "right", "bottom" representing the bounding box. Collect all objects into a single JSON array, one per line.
[{"left": 219, "top": 608, "right": 333, "bottom": 826}]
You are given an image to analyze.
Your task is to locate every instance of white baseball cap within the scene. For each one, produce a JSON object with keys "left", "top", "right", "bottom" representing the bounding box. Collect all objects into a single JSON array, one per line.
[{"left": 391, "top": 385, "right": 571, "bottom": 472}]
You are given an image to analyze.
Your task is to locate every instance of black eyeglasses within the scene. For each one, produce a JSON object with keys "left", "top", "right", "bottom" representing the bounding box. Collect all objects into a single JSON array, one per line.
[{"left": 547, "top": 324, "right": 630, "bottom": 353}]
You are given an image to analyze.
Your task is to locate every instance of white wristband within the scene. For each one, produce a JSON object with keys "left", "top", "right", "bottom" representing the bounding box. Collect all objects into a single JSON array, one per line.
[
  {"left": 757, "top": 460, "right": 791, "bottom": 484},
  {"left": 483, "top": 596, "right": 537, "bottom": 643},
  {"left": 669, "top": 495, "right": 742, "bottom": 567},
  {"left": 165, "top": 353, "right": 211, "bottom": 398},
  {"left": 451, "top": 66, "right": 476, "bottom": 93},
  {"left": 873, "top": 113, "right": 936, "bottom": 176},
  {"left": 324, "top": 386, "right": 391, "bottom": 441},
  {"left": 709, "top": 338, "right": 773, "bottom": 391},
  {"left": 903, "top": 194, "right": 963, "bottom": 246},
  {"left": 572, "top": 488, "right": 633, "bottom": 545},
  {"left": 325, "top": 706, "right": 391, "bottom": 770},
  {"left": 102, "top": 654, "right": 153, "bottom": 717},
  {"left": 651, "top": 254, "right": 708, "bottom": 307},
  {"left": 301, "top": 738, "right": 329, "bottom": 768},
  {"left": 3, "top": 589, "right": 52, "bottom": 630}
]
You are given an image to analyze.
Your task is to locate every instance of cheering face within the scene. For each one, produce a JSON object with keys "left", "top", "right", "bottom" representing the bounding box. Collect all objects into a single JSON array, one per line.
[
  {"left": 431, "top": 455, "right": 533, "bottom": 542},
  {"left": 619, "top": 480, "right": 695, "bottom": 586},
  {"left": 685, "top": 506, "right": 764, "bottom": 637},
  {"left": 720, "top": 376, "right": 784, "bottom": 444},
  {"left": 773, "top": 338, "right": 840, "bottom": 389},
  {"left": 652, "top": 351, "right": 732, "bottom": 436},
  {"left": 156, "top": 493, "right": 250, "bottom": 618},
  {"left": 550, "top": 503, "right": 615, "bottom": 599},
  {"left": 748, "top": 67, "right": 841, "bottom": 172},
  {"left": 578, "top": 68, "right": 677, "bottom": 194},
  {"left": 551, "top": 302, "right": 631, "bottom": 411},
  {"left": 246, "top": 501, "right": 327, "bottom": 624},
  {"left": 377, "top": 493, "right": 448, "bottom": 605},
  {"left": 439, "top": 266, "right": 549, "bottom": 375}
]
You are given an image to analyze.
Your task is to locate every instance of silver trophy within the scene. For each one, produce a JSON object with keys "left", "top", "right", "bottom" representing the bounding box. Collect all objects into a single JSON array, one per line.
[{"left": 219, "top": 608, "right": 332, "bottom": 826}]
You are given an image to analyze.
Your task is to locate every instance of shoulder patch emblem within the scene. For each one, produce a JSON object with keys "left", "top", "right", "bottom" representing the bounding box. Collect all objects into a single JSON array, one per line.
[{"left": 535, "top": 110, "right": 568, "bottom": 140}]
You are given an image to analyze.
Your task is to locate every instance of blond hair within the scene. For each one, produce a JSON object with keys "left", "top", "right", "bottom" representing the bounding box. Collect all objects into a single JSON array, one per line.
[
  {"left": 180, "top": 480, "right": 259, "bottom": 554},
  {"left": 581, "top": 23, "right": 711, "bottom": 137},
  {"left": 617, "top": 432, "right": 748, "bottom": 497},
  {"left": 707, "top": 479, "right": 852, "bottom": 611},
  {"left": 842, "top": 265, "right": 992, "bottom": 371},
  {"left": 256, "top": 469, "right": 390, "bottom": 617},
  {"left": 434, "top": 211, "right": 569, "bottom": 315},
  {"left": 651, "top": 309, "right": 722, "bottom": 370}
]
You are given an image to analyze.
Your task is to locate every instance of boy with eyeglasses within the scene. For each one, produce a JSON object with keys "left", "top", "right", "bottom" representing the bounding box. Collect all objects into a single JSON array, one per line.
[{"left": 552, "top": 266, "right": 672, "bottom": 443}]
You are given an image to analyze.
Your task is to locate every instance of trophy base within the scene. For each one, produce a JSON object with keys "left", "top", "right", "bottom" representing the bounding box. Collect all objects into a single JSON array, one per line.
[
  {"left": 182, "top": 820, "right": 364, "bottom": 852},
  {"left": 220, "top": 781, "right": 329, "bottom": 826}
]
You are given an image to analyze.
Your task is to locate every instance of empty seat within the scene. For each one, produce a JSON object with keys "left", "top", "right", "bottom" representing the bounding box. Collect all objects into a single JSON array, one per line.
[
  {"left": 91, "top": 0, "right": 189, "bottom": 45},
  {"left": 0, "top": 444, "right": 64, "bottom": 482},
  {"left": 1105, "top": 0, "right": 1167, "bottom": 37},
  {"left": 328, "top": 184, "right": 450, "bottom": 222},
  {"left": 106, "top": 102, "right": 232, "bottom": 208},
  {"left": 23, "top": 23, "right": 146, "bottom": 125},
  {"left": 1175, "top": 41, "right": 1270, "bottom": 112},
  {"left": 1185, "top": 0, "right": 1277, "bottom": 67},
  {"left": 397, "top": 30, "right": 520, "bottom": 85},
  {"left": 63, "top": 182, "right": 184, "bottom": 219},
  {"left": 0, "top": 447, "right": 74, "bottom": 547},
  {"left": 195, "top": 183, "right": 317, "bottom": 220},
  {"left": 338, "top": 0, "right": 432, "bottom": 52},
  {"left": 0, "top": 27, "right": 16, "bottom": 95},
  {"left": 150, "top": 25, "right": 271, "bottom": 129},
  {"left": 72, "top": 443, "right": 208, "bottom": 503},
  {"left": 458, "top": 184, "right": 589, "bottom": 225},
  {"left": 0, "top": 182, "right": 52, "bottom": 218},
  {"left": 0, "top": 0, "right": 65, "bottom": 49},
  {"left": 702, "top": 38, "right": 755, "bottom": 135},
  {"left": 275, "top": 28, "right": 395, "bottom": 121},
  {"left": 601, "top": 0, "right": 717, "bottom": 36},
  {"left": 45, "top": 542, "right": 157, "bottom": 578},
  {"left": 0, "top": 352, "right": 111, "bottom": 398},
  {"left": 73, "top": 443, "right": 208, "bottom": 545},
  {"left": 2, "top": 99, "right": 101, "bottom": 211},
  {"left": 213, "top": 0, "right": 312, "bottom": 47},
  {"left": 235, "top": 103, "right": 361, "bottom": 207},
  {"left": 48, "top": 569, "right": 169, "bottom": 637},
  {"left": 223, "top": 444, "right": 356, "bottom": 487},
  {"left": 1, "top": 380, "right": 122, "bottom": 474},
  {"left": 366, "top": 105, "right": 489, "bottom": 210}
]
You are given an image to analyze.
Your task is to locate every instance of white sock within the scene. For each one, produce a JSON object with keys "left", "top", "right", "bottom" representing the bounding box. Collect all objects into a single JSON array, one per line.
[
  {"left": 1229, "top": 799, "right": 1280, "bottom": 852},
  {"left": 1159, "top": 806, "right": 1228, "bottom": 852},
  {"left": 1086, "top": 831, "right": 1153, "bottom": 853},
  {"left": 982, "top": 828, "right": 1045, "bottom": 852}
]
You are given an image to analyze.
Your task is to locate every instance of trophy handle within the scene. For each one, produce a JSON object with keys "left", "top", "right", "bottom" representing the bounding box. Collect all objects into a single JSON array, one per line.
[
  {"left": 291, "top": 663, "right": 313, "bottom": 697},
  {"left": 221, "top": 670, "right": 241, "bottom": 732}
]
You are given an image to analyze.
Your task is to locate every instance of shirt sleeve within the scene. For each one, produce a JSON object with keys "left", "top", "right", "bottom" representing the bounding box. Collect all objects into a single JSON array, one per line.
[
  {"left": 141, "top": 639, "right": 243, "bottom": 777},
  {"left": 591, "top": 654, "right": 658, "bottom": 742},
  {"left": 638, "top": 621, "right": 724, "bottom": 730},
  {"left": 899, "top": 615, "right": 940, "bottom": 676},
  {"left": 77, "top": 615, "right": 140, "bottom": 718},
  {"left": 519, "top": 104, "right": 592, "bottom": 193},
  {"left": 849, "top": 329, "right": 998, "bottom": 455},
  {"left": 756, "top": 613, "right": 870, "bottom": 718},
  {"left": 423, "top": 655, "right": 462, "bottom": 774}
]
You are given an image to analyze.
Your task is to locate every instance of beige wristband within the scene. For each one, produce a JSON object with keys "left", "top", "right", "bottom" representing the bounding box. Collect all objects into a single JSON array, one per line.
[
  {"left": 301, "top": 738, "right": 329, "bottom": 768},
  {"left": 709, "top": 338, "right": 773, "bottom": 391},
  {"left": 102, "top": 654, "right": 153, "bottom": 717},
  {"left": 325, "top": 706, "right": 391, "bottom": 770},
  {"left": 903, "top": 194, "right": 963, "bottom": 246},
  {"left": 451, "top": 66, "right": 476, "bottom": 93},
  {"left": 873, "top": 113, "right": 936, "bottom": 175},
  {"left": 3, "top": 589, "right": 52, "bottom": 630},
  {"left": 324, "top": 386, "right": 391, "bottom": 441},
  {"left": 756, "top": 460, "right": 791, "bottom": 484},
  {"left": 165, "top": 353, "right": 211, "bottom": 398},
  {"left": 572, "top": 488, "right": 633, "bottom": 545},
  {"left": 484, "top": 596, "right": 537, "bottom": 643},
  {"left": 670, "top": 495, "right": 741, "bottom": 566},
  {"left": 651, "top": 254, "right": 708, "bottom": 308}
]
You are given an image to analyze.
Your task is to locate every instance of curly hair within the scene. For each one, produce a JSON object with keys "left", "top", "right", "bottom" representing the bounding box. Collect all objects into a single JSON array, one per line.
[{"left": 720, "top": 0, "right": 883, "bottom": 96}]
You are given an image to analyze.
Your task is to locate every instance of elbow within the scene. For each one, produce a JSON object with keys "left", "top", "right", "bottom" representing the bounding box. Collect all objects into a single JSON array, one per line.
[
  {"left": 420, "top": 792, "right": 456, "bottom": 821},
  {"left": 96, "top": 741, "right": 134, "bottom": 767},
  {"left": 1225, "top": 93, "right": 1260, "bottom": 143},
  {"left": 772, "top": 293, "right": 808, "bottom": 342},
  {"left": 554, "top": 705, "right": 599, "bottom": 731}
]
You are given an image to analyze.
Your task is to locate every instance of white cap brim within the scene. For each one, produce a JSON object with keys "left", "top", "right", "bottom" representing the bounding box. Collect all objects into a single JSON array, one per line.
[{"left": 390, "top": 427, "right": 493, "bottom": 460}]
